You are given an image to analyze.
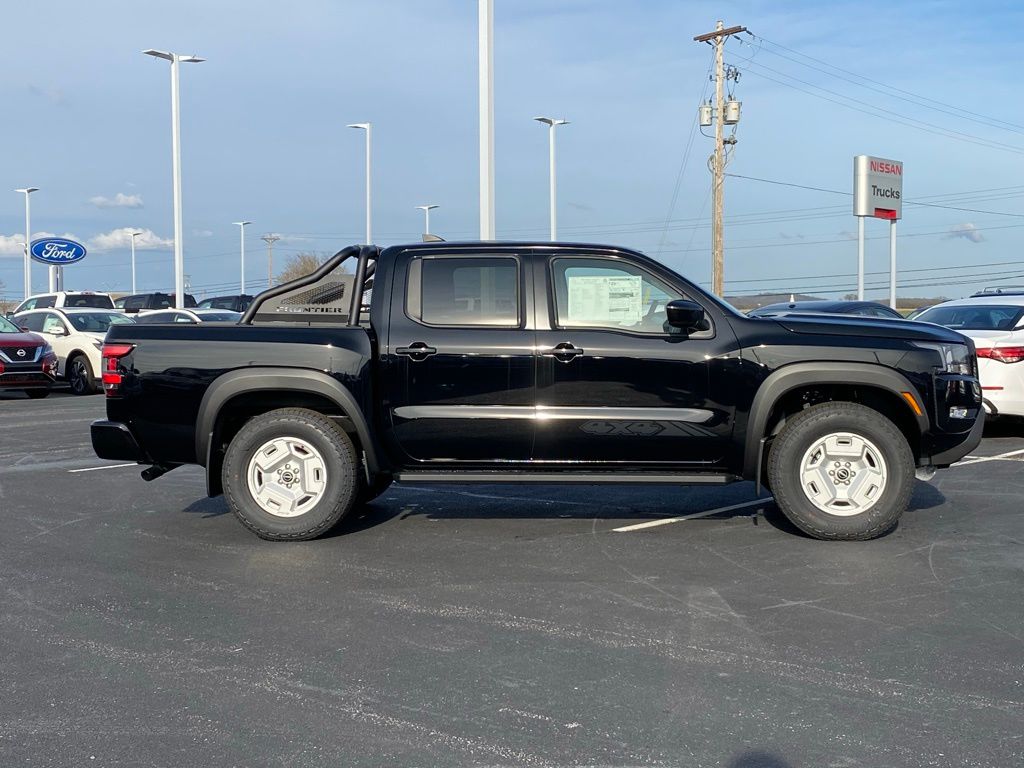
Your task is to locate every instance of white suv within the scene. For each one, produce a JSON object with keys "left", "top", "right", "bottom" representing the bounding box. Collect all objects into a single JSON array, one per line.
[
  {"left": 915, "top": 294, "right": 1024, "bottom": 418},
  {"left": 11, "top": 291, "right": 114, "bottom": 314}
]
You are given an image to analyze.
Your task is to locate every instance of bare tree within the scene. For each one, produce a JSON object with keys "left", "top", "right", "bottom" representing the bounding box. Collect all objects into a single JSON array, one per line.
[{"left": 275, "top": 252, "right": 331, "bottom": 286}]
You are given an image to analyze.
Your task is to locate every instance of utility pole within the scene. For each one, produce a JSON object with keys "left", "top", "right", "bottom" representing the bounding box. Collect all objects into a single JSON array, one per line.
[
  {"left": 261, "top": 234, "right": 280, "bottom": 288},
  {"left": 478, "top": 0, "right": 495, "bottom": 240},
  {"left": 694, "top": 21, "right": 746, "bottom": 297}
]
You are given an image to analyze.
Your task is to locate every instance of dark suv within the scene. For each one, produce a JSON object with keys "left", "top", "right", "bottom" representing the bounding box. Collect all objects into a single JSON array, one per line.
[{"left": 115, "top": 293, "right": 197, "bottom": 313}]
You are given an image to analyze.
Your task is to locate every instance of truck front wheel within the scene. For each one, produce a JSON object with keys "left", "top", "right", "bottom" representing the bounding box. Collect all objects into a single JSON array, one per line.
[
  {"left": 222, "top": 408, "right": 359, "bottom": 541},
  {"left": 767, "top": 402, "right": 915, "bottom": 541}
]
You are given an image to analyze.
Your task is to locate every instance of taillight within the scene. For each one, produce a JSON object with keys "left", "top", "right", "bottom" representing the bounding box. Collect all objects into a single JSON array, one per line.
[
  {"left": 101, "top": 343, "right": 135, "bottom": 395},
  {"left": 976, "top": 346, "right": 1024, "bottom": 364}
]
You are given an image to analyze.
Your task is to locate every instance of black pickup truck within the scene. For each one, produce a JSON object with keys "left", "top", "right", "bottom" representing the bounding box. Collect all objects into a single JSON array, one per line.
[{"left": 91, "top": 242, "right": 983, "bottom": 541}]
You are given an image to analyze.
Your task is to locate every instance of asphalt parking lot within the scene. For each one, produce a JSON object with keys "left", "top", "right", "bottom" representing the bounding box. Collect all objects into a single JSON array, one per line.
[{"left": 1, "top": 392, "right": 1022, "bottom": 768}]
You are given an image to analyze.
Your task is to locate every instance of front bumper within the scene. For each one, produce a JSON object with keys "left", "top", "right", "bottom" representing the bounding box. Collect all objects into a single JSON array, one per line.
[
  {"left": 930, "top": 410, "right": 985, "bottom": 467},
  {"left": 91, "top": 420, "right": 146, "bottom": 462}
]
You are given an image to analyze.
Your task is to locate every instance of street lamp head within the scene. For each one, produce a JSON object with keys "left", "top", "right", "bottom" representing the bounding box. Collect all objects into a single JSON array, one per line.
[
  {"left": 143, "top": 49, "right": 204, "bottom": 63},
  {"left": 533, "top": 116, "right": 569, "bottom": 127},
  {"left": 347, "top": 123, "right": 371, "bottom": 131},
  {"left": 233, "top": 221, "right": 252, "bottom": 226},
  {"left": 130, "top": 231, "right": 143, "bottom": 238},
  {"left": 415, "top": 205, "right": 439, "bottom": 212},
  {"left": 14, "top": 187, "right": 39, "bottom": 195}
]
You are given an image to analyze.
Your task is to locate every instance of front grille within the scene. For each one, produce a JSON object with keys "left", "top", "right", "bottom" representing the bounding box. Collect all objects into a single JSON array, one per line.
[{"left": 0, "top": 346, "right": 41, "bottom": 364}]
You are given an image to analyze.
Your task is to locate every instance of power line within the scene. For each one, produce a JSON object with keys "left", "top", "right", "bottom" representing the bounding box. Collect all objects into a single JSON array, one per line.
[
  {"left": 751, "top": 35, "right": 1024, "bottom": 136},
  {"left": 740, "top": 64, "right": 1024, "bottom": 156}
]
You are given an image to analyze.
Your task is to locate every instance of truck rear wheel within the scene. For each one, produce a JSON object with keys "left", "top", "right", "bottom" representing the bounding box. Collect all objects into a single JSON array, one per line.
[
  {"left": 767, "top": 402, "right": 914, "bottom": 541},
  {"left": 222, "top": 408, "right": 359, "bottom": 541}
]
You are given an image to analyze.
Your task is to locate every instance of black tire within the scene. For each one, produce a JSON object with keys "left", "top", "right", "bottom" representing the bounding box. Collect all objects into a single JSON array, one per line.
[
  {"left": 356, "top": 475, "right": 393, "bottom": 506},
  {"left": 222, "top": 408, "right": 359, "bottom": 541},
  {"left": 24, "top": 389, "right": 50, "bottom": 399},
  {"left": 767, "top": 402, "right": 914, "bottom": 541},
  {"left": 68, "top": 354, "right": 98, "bottom": 396}
]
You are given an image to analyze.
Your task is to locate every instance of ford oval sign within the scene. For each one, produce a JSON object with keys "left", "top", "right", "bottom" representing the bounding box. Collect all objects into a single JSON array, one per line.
[{"left": 30, "top": 238, "right": 87, "bottom": 266}]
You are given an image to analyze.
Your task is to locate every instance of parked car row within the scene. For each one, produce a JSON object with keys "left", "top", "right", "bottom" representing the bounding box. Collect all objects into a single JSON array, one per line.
[{"left": 1, "top": 295, "right": 244, "bottom": 398}]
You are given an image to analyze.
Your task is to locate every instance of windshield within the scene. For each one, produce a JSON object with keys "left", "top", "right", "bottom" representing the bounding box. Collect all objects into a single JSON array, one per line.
[
  {"left": 916, "top": 304, "right": 1024, "bottom": 331},
  {"left": 199, "top": 312, "right": 241, "bottom": 322},
  {"left": 63, "top": 294, "right": 114, "bottom": 309},
  {"left": 0, "top": 315, "right": 22, "bottom": 333},
  {"left": 66, "top": 312, "right": 135, "bottom": 333}
]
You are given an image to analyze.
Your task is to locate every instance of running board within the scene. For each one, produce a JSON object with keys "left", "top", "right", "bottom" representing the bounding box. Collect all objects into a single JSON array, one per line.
[{"left": 394, "top": 471, "right": 737, "bottom": 485}]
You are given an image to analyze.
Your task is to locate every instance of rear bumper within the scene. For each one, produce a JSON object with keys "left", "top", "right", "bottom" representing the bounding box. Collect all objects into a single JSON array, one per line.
[
  {"left": 931, "top": 410, "right": 985, "bottom": 467},
  {"left": 91, "top": 420, "right": 146, "bottom": 462}
]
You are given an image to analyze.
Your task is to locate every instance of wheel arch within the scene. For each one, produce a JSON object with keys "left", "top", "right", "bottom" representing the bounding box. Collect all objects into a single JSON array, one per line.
[
  {"left": 196, "top": 368, "right": 381, "bottom": 496},
  {"left": 743, "top": 362, "right": 929, "bottom": 479}
]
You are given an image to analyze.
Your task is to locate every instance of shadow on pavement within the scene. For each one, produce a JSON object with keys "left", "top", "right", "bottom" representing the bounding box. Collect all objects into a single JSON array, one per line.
[{"left": 728, "top": 751, "right": 793, "bottom": 768}]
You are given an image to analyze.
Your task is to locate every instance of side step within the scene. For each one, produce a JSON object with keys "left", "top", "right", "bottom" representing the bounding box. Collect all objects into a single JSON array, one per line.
[{"left": 394, "top": 471, "right": 737, "bottom": 485}]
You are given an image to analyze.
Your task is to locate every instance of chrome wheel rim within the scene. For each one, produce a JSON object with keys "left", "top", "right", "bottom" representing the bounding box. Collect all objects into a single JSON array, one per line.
[
  {"left": 246, "top": 436, "right": 327, "bottom": 518},
  {"left": 70, "top": 359, "right": 89, "bottom": 393},
  {"left": 799, "top": 432, "right": 887, "bottom": 517}
]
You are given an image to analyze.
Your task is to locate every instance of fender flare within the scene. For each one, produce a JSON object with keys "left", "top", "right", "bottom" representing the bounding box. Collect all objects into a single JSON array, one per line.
[
  {"left": 195, "top": 367, "right": 381, "bottom": 474},
  {"left": 743, "top": 362, "right": 929, "bottom": 478}
]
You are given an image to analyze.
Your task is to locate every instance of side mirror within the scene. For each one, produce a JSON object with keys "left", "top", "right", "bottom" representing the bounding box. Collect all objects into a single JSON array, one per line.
[
  {"left": 19, "top": 326, "right": 30, "bottom": 333},
  {"left": 49, "top": 327, "right": 67, "bottom": 336},
  {"left": 665, "top": 299, "right": 707, "bottom": 332}
]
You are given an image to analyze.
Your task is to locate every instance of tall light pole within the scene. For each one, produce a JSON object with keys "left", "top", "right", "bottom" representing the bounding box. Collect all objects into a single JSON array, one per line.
[
  {"left": 129, "top": 231, "right": 143, "bottom": 294},
  {"left": 533, "top": 117, "right": 569, "bottom": 241},
  {"left": 234, "top": 221, "right": 251, "bottom": 294},
  {"left": 143, "top": 49, "right": 204, "bottom": 308},
  {"left": 415, "top": 204, "right": 439, "bottom": 236},
  {"left": 347, "top": 123, "right": 372, "bottom": 244},
  {"left": 14, "top": 188, "right": 38, "bottom": 299},
  {"left": 478, "top": 0, "right": 495, "bottom": 240},
  {"left": 261, "top": 234, "right": 280, "bottom": 288}
]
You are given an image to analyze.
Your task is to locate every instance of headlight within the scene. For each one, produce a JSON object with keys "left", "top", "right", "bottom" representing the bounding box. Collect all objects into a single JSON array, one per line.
[
  {"left": 40, "top": 343, "right": 54, "bottom": 357},
  {"left": 916, "top": 342, "right": 973, "bottom": 376}
]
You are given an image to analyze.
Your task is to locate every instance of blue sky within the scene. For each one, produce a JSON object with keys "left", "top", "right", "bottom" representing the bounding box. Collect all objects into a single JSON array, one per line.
[{"left": 2, "top": 0, "right": 1023, "bottom": 302}]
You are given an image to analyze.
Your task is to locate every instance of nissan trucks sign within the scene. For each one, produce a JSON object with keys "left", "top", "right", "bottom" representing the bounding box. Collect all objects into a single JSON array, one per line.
[{"left": 853, "top": 155, "right": 902, "bottom": 220}]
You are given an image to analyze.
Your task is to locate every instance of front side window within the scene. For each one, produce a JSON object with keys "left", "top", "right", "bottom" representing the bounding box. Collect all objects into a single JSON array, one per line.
[
  {"left": 35, "top": 295, "right": 56, "bottom": 308},
  {"left": 551, "top": 258, "right": 691, "bottom": 335},
  {"left": 18, "top": 313, "right": 45, "bottom": 332},
  {"left": 41, "top": 313, "right": 66, "bottom": 334},
  {"left": 67, "top": 312, "right": 134, "bottom": 333},
  {"left": 408, "top": 256, "right": 519, "bottom": 327}
]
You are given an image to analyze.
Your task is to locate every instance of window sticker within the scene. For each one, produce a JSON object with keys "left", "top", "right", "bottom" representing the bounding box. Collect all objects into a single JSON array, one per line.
[{"left": 566, "top": 275, "right": 642, "bottom": 325}]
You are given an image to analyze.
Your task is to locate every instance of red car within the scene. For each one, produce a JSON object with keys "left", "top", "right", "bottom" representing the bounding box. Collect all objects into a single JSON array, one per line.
[{"left": 0, "top": 314, "right": 57, "bottom": 398}]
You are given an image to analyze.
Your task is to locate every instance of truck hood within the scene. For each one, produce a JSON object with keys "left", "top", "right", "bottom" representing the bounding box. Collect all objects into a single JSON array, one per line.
[{"left": 770, "top": 313, "right": 968, "bottom": 344}]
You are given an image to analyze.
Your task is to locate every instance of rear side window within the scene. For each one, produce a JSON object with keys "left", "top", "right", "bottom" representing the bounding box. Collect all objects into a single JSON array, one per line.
[
  {"left": 407, "top": 256, "right": 519, "bottom": 327},
  {"left": 123, "top": 296, "right": 147, "bottom": 311}
]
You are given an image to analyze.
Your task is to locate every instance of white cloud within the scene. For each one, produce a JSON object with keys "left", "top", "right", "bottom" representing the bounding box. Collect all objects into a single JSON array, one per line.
[
  {"left": 0, "top": 232, "right": 81, "bottom": 256},
  {"left": 944, "top": 222, "right": 984, "bottom": 243},
  {"left": 192, "top": 229, "right": 213, "bottom": 238},
  {"left": 89, "top": 228, "right": 172, "bottom": 250},
  {"left": 89, "top": 192, "right": 144, "bottom": 209}
]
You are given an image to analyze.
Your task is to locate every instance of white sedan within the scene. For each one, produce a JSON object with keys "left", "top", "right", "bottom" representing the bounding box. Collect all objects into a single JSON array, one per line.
[
  {"left": 915, "top": 295, "right": 1024, "bottom": 418},
  {"left": 14, "top": 308, "right": 135, "bottom": 395}
]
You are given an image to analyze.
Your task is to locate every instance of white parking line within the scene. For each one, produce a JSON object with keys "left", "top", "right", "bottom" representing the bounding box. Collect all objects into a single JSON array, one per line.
[
  {"left": 952, "top": 448, "right": 1024, "bottom": 467},
  {"left": 613, "top": 497, "right": 773, "bottom": 532},
  {"left": 68, "top": 463, "right": 138, "bottom": 473}
]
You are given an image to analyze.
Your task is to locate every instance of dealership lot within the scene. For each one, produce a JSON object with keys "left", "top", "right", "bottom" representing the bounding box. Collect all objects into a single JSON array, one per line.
[{"left": 1, "top": 393, "right": 1022, "bottom": 767}]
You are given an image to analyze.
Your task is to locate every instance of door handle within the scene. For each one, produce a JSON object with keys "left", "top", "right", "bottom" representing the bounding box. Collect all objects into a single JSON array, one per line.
[
  {"left": 396, "top": 342, "right": 438, "bottom": 361},
  {"left": 543, "top": 342, "right": 583, "bottom": 363}
]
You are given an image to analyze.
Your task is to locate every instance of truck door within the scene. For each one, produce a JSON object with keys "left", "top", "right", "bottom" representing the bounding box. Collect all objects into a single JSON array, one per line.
[
  {"left": 383, "top": 249, "right": 536, "bottom": 463},
  {"left": 532, "top": 251, "right": 737, "bottom": 468}
]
